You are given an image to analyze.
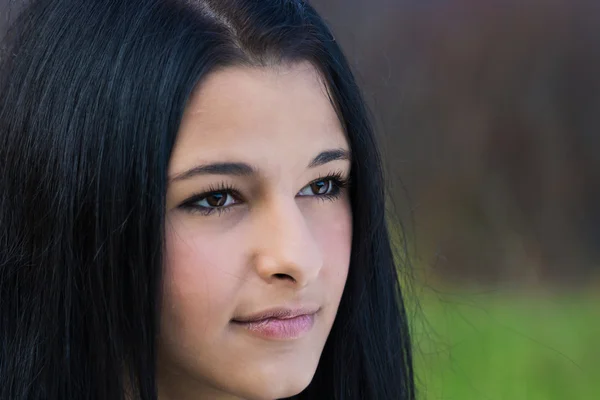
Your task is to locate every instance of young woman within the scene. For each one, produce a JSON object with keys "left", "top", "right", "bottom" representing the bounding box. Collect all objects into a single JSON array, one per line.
[{"left": 0, "top": 0, "right": 414, "bottom": 399}]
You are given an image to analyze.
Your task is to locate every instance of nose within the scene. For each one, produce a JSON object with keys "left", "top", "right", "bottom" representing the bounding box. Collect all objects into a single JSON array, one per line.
[{"left": 250, "top": 197, "right": 324, "bottom": 288}]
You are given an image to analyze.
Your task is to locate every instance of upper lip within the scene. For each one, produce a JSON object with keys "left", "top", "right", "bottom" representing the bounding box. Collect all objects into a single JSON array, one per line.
[{"left": 231, "top": 306, "right": 320, "bottom": 323}]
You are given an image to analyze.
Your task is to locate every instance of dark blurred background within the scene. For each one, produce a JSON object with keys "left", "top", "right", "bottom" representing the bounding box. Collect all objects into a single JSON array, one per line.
[
  {"left": 2, "top": 0, "right": 599, "bottom": 398},
  {"left": 312, "top": 0, "right": 600, "bottom": 288}
]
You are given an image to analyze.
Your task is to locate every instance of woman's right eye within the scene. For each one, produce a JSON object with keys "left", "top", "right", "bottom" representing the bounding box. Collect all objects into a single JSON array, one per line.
[
  {"left": 181, "top": 190, "right": 241, "bottom": 216},
  {"left": 197, "top": 192, "right": 237, "bottom": 208}
]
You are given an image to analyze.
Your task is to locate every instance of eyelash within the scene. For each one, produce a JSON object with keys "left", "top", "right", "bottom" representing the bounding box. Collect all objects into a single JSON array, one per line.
[{"left": 178, "top": 171, "right": 350, "bottom": 217}]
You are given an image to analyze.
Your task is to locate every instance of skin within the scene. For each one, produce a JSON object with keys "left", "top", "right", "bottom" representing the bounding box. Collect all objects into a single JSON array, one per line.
[{"left": 158, "top": 61, "right": 353, "bottom": 400}]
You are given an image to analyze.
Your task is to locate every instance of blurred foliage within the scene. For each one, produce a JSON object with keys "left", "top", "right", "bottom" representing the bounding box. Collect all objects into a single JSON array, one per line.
[{"left": 410, "top": 288, "right": 600, "bottom": 399}]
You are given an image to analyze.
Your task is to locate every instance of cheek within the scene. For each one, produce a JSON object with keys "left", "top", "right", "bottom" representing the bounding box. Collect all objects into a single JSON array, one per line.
[
  {"left": 161, "top": 217, "right": 246, "bottom": 338},
  {"left": 309, "top": 199, "right": 352, "bottom": 293}
]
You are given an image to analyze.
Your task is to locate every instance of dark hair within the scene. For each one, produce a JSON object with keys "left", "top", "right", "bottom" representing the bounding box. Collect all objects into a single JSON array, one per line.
[{"left": 0, "top": 0, "right": 414, "bottom": 398}]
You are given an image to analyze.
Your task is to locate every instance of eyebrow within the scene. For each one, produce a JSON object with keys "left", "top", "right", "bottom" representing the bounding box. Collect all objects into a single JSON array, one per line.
[
  {"left": 170, "top": 162, "right": 255, "bottom": 182},
  {"left": 170, "top": 148, "right": 351, "bottom": 182},
  {"left": 307, "top": 148, "right": 351, "bottom": 168}
]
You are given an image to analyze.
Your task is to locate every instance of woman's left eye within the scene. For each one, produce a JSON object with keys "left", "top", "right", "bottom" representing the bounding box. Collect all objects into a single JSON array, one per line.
[{"left": 297, "top": 178, "right": 338, "bottom": 197}]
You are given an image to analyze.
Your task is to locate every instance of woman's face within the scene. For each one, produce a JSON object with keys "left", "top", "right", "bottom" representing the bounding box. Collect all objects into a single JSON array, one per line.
[{"left": 159, "top": 62, "right": 352, "bottom": 400}]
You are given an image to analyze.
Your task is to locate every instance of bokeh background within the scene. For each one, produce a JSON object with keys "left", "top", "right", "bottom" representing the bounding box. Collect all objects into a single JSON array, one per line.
[
  {"left": 310, "top": 1, "right": 600, "bottom": 399},
  {"left": 2, "top": 1, "right": 599, "bottom": 398}
]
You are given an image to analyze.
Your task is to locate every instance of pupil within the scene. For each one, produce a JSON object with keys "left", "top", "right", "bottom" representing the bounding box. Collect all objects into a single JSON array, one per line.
[
  {"left": 312, "top": 180, "right": 329, "bottom": 194},
  {"left": 207, "top": 193, "right": 226, "bottom": 207}
]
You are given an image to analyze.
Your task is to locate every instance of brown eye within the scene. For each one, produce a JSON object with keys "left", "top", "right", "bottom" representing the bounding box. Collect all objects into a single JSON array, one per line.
[
  {"left": 194, "top": 191, "right": 238, "bottom": 209},
  {"left": 205, "top": 193, "right": 227, "bottom": 207},
  {"left": 298, "top": 179, "right": 336, "bottom": 197},
  {"left": 310, "top": 180, "right": 331, "bottom": 195},
  {"left": 179, "top": 186, "right": 244, "bottom": 216}
]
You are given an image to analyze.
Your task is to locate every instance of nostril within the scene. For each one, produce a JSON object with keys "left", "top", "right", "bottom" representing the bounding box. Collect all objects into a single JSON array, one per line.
[{"left": 273, "top": 273, "right": 295, "bottom": 282}]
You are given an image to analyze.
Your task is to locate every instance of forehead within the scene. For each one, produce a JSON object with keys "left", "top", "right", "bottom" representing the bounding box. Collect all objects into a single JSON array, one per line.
[{"left": 170, "top": 62, "right": 348, "bottom": 175}]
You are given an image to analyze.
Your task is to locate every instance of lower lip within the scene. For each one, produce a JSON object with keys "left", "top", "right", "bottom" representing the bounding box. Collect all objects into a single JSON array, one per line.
[{"left": 232, "top": 314, "right": 315, "bottom": 340}]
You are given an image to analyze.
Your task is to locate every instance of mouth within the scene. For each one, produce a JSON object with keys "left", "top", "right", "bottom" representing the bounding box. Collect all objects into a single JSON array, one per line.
[{"left": 231, "top": 306, "right": 320, "bottom": 340}]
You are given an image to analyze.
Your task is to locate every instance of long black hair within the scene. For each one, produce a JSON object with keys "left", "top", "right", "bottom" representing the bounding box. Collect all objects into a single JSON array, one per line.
[{"left": 0, "top": 0, "right": 414, "bottom": 398}]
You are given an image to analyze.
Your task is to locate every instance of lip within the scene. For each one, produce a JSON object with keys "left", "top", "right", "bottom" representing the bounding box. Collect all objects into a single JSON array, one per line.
[{"left": 231, "top": 306, "right": 319, "bottom": 340}]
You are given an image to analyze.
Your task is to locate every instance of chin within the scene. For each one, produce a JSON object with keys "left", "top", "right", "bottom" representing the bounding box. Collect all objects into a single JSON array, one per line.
[
  {"left": 233, "top": 364, "right": 316, "bottom": 400},
  {"left": 242, "top": 382, "right": 310, "bottom": 400}
]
